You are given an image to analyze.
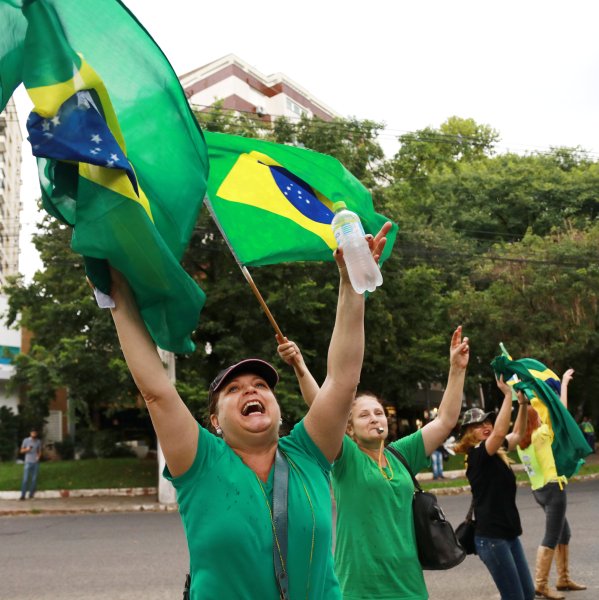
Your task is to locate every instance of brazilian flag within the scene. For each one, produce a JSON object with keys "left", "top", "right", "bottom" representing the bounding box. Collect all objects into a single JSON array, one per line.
[
  {"left": 0, "top": 0, "right": 208, "bottom": 353},
  {"left": 491, "top": 354, "right": 592, "bottom": 477},
  {"left": 204, "top": 131, "right": 397, "bottom": 266}
]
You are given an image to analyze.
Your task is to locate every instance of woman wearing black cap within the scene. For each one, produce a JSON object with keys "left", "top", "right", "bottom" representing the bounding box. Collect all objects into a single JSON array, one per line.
[
  {"left": 108, "top": 223, "right": 390, "bottom": 600},
  {"left": 455, "top": 378, "right": 534, "bottom": 600}
]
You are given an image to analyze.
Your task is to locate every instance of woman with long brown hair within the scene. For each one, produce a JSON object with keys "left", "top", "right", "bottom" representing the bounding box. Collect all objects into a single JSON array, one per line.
[{"left": 454, "top": 378, "right": 533, "bottom": 600}]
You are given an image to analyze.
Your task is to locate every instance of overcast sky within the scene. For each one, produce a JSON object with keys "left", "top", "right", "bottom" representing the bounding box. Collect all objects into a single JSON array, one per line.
[{"left": 12, "top": 0, "right": 599, "bottom": 279}]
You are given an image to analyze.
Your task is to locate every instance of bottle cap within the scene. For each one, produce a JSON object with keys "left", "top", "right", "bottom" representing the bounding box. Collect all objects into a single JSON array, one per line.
[{"left": 332, "top": 201, "right": 347, "bottom": 212}]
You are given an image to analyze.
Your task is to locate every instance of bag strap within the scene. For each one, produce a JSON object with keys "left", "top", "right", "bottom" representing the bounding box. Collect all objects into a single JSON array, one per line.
[
  {"left": 465, "top": 497, "right": 475, "bottom": 522},
  {"left": 273, "top": 447, "right": 290, "bottom": 600},
  {"left": 385, "top": 445, "right": 423, "bottom": 492}
]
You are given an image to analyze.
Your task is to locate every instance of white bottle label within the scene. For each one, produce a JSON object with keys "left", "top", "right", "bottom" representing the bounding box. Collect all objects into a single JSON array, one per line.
[{"left": 332, "top": 214, "right": 365, "bottom": 245}]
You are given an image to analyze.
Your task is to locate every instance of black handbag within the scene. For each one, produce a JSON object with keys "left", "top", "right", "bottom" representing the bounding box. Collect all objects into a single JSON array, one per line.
[
  {"left": 455, "top": 498, "right": 476, "bottom": 555},
  {"left": 386, "top": 446, "right": 466, "bottom": 570}
]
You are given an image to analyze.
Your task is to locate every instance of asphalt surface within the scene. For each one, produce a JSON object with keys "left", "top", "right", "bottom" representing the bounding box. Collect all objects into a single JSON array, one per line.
[{"left": 1, "top": 478, "right": 598, "bottom": 599}]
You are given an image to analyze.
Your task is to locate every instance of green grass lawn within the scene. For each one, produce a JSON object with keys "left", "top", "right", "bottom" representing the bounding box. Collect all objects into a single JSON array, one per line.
[
  {"left": 422, "top": 461, "right": 599, "bottom": 491},
  {"left": 1, "top": 454, "right": 596, "bottom": 492},
  {"left": 0, "top": 458, "right": 158, "bottom": 491}
]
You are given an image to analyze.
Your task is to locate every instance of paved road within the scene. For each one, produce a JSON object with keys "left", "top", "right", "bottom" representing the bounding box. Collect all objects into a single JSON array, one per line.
[{"left": 2, "top": 479, "right": 598, "bottom": 599}]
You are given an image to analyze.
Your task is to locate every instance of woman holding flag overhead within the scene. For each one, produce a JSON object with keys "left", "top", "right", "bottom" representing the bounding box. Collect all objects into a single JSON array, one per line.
[
  {"left": 517, "top": 368, "right": 587, "bottom": 599},
  {"left": 107, "top": 223, "right": 390, "bottom": 600},
  {"left": 278, "top": 326, "right": 470, "bottom": 599}
]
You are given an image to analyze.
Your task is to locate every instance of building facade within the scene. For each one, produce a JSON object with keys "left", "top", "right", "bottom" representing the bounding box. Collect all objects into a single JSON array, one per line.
[
  {"left": 180, "top": 54, "right": 339, "bottom": 123},
  {"left": 0, "top": 294, "right": 20, "bottom": 414},
  {"left": 0, "top": 97, "right": 22, "bottom": 286}
]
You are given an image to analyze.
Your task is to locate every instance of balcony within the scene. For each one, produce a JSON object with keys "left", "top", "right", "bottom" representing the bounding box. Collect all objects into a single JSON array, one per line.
[{"left": 0, "top": 135, "right": 5, "bottom": 152}]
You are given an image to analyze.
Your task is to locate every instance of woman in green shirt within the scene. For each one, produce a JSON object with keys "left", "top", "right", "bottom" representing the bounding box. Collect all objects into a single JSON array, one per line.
[
  {"left": 278, "top": 327, "right": 470, "bottom": 599},
  {"left": 108, "top": 223, "right": 391, "bottom": 600}
]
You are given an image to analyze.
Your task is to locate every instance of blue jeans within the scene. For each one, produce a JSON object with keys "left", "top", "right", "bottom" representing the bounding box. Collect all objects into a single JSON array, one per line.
[
  {"left": 21, "top": 461, "right": 40, "bottom": 498},
  {"left": 431, "top": 450, "right": 444, "bottom": 479},
  {"left": 475, "top": 535, "right": 535, "bottom": 600}
]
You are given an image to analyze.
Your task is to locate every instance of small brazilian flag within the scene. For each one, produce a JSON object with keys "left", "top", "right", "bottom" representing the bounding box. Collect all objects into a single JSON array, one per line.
[
  {"left": 204, "top": 131, "right": 397, "bottom": 266},
  {"left": 491, "top": 354, "right": 592, "bottom": 477},
  {"left": 0, "top": 0, "right": 209, "bottom": 354}
]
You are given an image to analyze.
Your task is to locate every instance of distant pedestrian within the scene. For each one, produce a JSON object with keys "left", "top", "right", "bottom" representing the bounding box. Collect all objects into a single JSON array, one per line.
[
  {"left": 19, "top": 429, "right": 42, "bottom": 500},
  {"left": 431, "top": 445, "right": 445, "bottom": 479},
  {"left": 580, "top": 416, "right": 595, "bottom": 453}
]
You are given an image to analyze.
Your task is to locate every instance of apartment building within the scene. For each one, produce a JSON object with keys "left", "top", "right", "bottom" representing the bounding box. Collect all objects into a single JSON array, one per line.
[{"left": 180, "top": 54, "right": 339, "bottom": 123}]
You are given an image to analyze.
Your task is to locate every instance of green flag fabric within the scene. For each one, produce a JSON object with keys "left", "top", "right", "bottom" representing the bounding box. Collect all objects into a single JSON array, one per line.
[
  {"left": 491, "top": 354, "right": 592, "bottom": 478},
  {"left": 1, "top": 0, "right": 208, "bottom": 353},
  {"left": 204, "top": 131, "right": 397, "bottom": 266}
]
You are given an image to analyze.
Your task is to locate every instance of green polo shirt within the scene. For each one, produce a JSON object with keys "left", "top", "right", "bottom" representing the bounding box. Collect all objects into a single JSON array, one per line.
[
  {"left": 165, "top": 419, "right": 340, "bottom": 600},
  {"left": 332, "top": 430, "right": 429, "bottom": 599}
]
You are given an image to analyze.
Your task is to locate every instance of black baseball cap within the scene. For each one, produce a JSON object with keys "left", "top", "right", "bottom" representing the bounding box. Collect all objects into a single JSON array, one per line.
[{"left": 208, "top": 358, "right": 279, "bottom": 405}]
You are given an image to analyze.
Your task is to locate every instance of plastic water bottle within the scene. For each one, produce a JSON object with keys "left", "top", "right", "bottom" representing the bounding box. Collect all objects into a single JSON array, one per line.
[{"left": 331, "top": 201, "right": 383, "bottom": 294}]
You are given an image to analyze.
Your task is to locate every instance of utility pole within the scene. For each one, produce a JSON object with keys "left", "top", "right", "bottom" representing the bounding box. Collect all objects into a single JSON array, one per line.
[{"left": 156, "top": 348, "right": 177, "bottom": 505}]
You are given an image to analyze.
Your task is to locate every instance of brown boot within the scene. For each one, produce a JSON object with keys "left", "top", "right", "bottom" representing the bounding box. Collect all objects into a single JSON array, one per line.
[
  {"left": 555, "top": 543, "right": 587, "bottom": 591},
  {"left": 535, "top": 546, "right": 565, "bottom": 599}
]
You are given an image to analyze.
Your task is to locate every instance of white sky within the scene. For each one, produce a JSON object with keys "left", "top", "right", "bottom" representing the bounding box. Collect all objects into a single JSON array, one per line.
[{"left": 13, "top": 0, "right": 599, "bottom": 280}]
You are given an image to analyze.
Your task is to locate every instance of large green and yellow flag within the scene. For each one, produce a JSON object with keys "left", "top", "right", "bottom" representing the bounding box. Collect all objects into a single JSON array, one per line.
[
  {"left": 0, "top": 0, "right": 208, "bottom": 353},
  {"left": 491, "top": 354, "right": 592, "bottom": 477},
  {"left": 204, "top": 131, "right": 397, "bottom": 266}
]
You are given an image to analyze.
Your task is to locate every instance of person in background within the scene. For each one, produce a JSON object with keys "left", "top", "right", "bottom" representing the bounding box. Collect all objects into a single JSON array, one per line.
[
  {"left": 19, "top": 428, "right": 42, "bottom": 500},
  {"left": 517, "top": 368, "right": 586, "bottom": 598},
  {"left": 454, "top": 379, "right": 534, "bottom": 600},
  {"left": 431, "top": 443, "right": 445, "bottom": 480},
  {"left": 278, "top": 326, "right": 470, "bottom": 599},
  {"left": 580, "top": 416, "right": 595, "bottom": 453}
]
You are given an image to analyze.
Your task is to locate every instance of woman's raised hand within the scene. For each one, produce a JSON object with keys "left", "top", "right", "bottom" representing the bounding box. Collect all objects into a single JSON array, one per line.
[{"left": 449, "top": 325, "right": 470, "bottom": 370}]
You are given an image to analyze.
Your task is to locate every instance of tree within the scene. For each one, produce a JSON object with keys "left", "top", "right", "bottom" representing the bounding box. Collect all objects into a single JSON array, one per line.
[{"left": 5, "top": 215, "right": 138, "bottom": 434}]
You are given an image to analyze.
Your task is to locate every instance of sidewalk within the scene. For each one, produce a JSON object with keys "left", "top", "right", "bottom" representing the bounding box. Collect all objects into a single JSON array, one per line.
[
  {"left": 2, "top": 451, "right": 596, "bottom": 517},
  {"left": 0, "top": 486, "right": 176, "bottom": 516}
]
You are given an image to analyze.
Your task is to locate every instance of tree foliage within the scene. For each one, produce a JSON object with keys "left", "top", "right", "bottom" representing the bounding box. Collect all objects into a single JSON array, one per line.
[{"left": 7, "top": 110, "right": 599, "bottom": 434}]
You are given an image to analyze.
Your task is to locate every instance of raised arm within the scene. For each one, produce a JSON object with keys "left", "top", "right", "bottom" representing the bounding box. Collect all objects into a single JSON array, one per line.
[
  {"left": 421, "top": 327, "right": 470, "bottom": 456},
  {"left": 109, "top": 269, "right": 198, "bottom": 477},
  {"left": 506, "top": 390, "right": 529, "bottom": 451},
  {"left": 485, "top": 376, "right": 514, "bottom": 455},
  {"left": 304, "top": 223, "right": 391, "bottom": 462},
  {"left": 560, "top": 368, "right": 574, "bottom": 408},
  {"left": 276, "top": 337, "right": 320, "bottom": 407}
]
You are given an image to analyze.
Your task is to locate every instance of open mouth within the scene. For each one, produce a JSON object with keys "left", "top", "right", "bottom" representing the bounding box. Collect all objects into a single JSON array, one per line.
[{"left": 241, "top": 400, "right": 265, "bottom": 416}]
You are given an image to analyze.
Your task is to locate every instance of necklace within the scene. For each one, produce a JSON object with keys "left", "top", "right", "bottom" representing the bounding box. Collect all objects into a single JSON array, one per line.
[
  {"left": 377, "top": 439, "right": 395, "bottom": 481},
  {"left": 255, "top": 450, "right": 316, "bottom": 600}
]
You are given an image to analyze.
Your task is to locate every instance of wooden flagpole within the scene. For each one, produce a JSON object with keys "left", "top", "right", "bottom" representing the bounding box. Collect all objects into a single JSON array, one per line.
[
  {"left": 204, "top": 196, "right": 285, "bottom": 340},
  {"left": 241, "top": 266, "right": 284, "bottom": 340}
]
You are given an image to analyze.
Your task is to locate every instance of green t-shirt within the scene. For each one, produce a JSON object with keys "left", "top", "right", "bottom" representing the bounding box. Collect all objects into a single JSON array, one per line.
[
  {"left": 332, "top": 430, "right": 429, "bottom": 600},
  {"left": 164, "top": 419, "right": 340, "bottom": 600}
]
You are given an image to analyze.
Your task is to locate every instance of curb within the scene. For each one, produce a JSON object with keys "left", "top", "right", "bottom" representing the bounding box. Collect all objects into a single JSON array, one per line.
[
  {"left": 0, "top": 501, "right": 178, "bottom": 517},
  {"left": 0, "top": 487, "right": 157, "bottom": 501},
  {"left": 428, "top": 471, "right": 599, "bottom": 496}
]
